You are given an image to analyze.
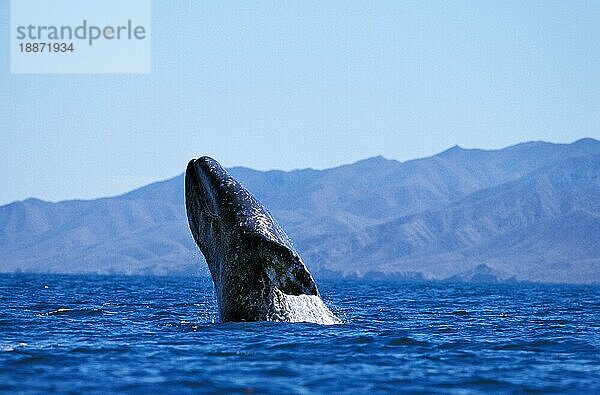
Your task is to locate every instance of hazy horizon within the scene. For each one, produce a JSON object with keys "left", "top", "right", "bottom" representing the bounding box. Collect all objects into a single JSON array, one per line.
[{"left": 3, "top": 136, "right": 597, "bottom": 205}]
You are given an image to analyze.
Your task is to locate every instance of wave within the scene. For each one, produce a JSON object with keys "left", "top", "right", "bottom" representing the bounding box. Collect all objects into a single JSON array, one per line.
[
  {"left": 41, "top": 308, "right": 103, "bottom": 317},
  {"left": 269, "top": 288, "right": 341, "bottom": 325}
]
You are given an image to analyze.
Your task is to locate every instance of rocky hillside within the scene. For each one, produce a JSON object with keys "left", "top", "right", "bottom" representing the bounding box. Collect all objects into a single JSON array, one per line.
[{"left": 1, "top": 138, "right": 599, "bottom": 283}]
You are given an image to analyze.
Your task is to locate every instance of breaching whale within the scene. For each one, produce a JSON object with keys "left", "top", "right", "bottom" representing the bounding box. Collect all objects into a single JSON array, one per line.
[{"left": 185, "top": 156, "right": 338, "bottom": 324}]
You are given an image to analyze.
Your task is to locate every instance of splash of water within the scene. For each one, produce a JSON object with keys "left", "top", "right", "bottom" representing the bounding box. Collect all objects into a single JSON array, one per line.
[{"left": 269, "top": 288, "right": 341, "bottom": 325}]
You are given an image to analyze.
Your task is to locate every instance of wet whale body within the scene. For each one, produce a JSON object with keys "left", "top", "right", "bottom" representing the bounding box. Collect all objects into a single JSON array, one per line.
[{"left": 185, "top": 156, "right": 338, "bottom": 324}]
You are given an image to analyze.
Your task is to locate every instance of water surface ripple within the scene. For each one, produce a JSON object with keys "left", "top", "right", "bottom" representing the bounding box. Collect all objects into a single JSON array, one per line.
[{"left": 1, "top": 274, "right": 599, "bottom": 394}]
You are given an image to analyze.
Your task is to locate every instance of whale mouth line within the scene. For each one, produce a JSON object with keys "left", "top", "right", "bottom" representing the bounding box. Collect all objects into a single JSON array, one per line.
[
  {"left": 185, "top": 160, "right": 220, "bottom": 221},
  {"left": 184, "top": 160, "right": 221, "bottom": 260}
]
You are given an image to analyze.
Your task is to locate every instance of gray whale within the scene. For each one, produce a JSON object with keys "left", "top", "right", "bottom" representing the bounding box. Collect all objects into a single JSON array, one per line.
[{"left": 185, "top": 156, "right": 337, "bottom": 323}]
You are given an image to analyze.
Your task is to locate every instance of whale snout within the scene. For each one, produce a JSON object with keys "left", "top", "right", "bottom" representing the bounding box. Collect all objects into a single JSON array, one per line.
[
  {"left": 185, "top": 157, "right": 223, "bottom": 219},
  {"left": 184, "top": 156, "right": 224, "bottom": 263},
  {"left": 189, "top": 156, "right": 228, "bottom": 189}
]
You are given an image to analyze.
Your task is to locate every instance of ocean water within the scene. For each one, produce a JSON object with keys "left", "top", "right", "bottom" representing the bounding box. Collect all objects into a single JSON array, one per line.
[{"left": 1, "top": 274, "right": 599, "bottom": 394}]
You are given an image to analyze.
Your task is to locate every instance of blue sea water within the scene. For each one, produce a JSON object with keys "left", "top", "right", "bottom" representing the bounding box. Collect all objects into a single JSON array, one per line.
[{"left": 1, "top": 274, "right": 599, "bottom": 394}]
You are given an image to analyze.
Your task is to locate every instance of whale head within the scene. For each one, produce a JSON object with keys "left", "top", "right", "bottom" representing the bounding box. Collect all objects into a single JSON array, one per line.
[{"left": 185, "top": 156, "right": 319, "bottom": 322}]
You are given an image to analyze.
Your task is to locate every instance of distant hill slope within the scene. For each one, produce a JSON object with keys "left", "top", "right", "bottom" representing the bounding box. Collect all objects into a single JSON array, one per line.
[
  {"left": 303, "top": 154, "right": 600, "bottom": 283},
  {"left": 1, "top": 138, "right": 599, "bottom": 283}
]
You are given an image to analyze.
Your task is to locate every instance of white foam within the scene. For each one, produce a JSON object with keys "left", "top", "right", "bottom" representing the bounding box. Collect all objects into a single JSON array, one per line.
[{"left": 270, "top": 288, "right": 341, "bottom": 325}]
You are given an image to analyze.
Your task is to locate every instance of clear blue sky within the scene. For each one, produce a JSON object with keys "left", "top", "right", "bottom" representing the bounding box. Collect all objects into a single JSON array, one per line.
[{"left": 1, "top": 1, "right": 599, "bottom": 205}]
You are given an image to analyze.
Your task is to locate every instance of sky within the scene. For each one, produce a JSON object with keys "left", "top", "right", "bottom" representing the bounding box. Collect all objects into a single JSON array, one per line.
[{"left": 1, "top": 1, "right": 599, "bottom": 205}]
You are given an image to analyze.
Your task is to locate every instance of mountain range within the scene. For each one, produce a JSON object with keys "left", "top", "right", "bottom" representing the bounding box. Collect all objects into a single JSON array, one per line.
[{"left": 1, "top": 138, "right": 599, "bottom": 283}]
